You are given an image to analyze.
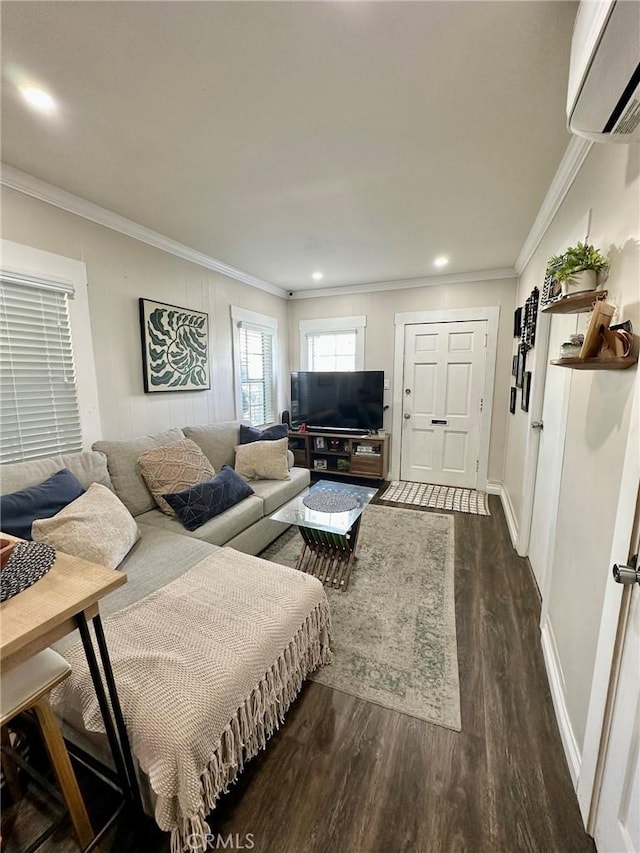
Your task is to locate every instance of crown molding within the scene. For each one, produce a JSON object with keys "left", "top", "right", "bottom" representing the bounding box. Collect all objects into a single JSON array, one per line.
[
  {"left": 514, "top": 135, "right": 593, "bottom": 276},
  {"left": 289, "top": 267, "right": 517, "bottom": 299},
  {"left": 0, "top": 164, "right": 287, "bottom": 299}
]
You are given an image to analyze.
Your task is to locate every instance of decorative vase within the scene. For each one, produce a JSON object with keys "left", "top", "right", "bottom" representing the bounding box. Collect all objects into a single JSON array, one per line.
[{"left": 561, "top": 269, "right": 597, "bottom": 297}]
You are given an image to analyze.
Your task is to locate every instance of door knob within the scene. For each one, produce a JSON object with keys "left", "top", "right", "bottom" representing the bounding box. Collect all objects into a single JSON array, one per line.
[
  {"left": 404, "top": 413, "right": 411, "bottom": 420},
  {"left": 613, "top": 555, "right": 639, "bottom": 585},
  {"left": 531, "top": 421, "right": 544, "bottom": 430}
]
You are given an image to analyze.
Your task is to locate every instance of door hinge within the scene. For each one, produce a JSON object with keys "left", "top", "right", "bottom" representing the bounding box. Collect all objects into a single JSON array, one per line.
[
  {"left": 476, "top": 460, "right": 479, "bottom": 473},
  {"left": 484, "top": 333, "right": 488, "bottom": 348},
  {"left": 480, "top": 397, "right": 484, "bottom": 412}
]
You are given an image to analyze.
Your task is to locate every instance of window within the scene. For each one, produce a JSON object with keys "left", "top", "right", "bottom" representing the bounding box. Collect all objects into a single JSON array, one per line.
[
  {"left": 306, "top": 331, "right": 356, "bottom": 372},
  {"left": 299, "top": 316, "right": 366, "bottom": 371},
  {"left": 231, "top": 307, "right": 277, "bottom": 426},
  {"left": 0, "top": 274, "right": 82, "bottom": 462}
]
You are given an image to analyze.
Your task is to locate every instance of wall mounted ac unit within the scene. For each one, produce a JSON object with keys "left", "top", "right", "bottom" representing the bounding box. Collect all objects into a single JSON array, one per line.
[{"left": 567, "top": 0, "right": 640, "bottom": 142}]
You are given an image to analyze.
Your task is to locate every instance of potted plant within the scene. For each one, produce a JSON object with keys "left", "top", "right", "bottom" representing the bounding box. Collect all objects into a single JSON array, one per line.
[{"left": 555, "top": 242, "right": 609, "bottom": 296}]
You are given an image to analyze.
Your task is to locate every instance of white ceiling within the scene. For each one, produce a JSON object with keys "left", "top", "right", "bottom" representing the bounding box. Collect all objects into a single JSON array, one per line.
[{"left": 1, "top": 1, "right": 576, "bottom": 293}]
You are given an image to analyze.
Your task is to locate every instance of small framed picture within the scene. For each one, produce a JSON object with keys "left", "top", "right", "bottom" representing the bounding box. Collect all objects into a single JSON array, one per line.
[
  {"left": 516, "top": 344, "right": 526, "bottom": 389},
  {"left": 541, "top": 273, "right": 562, "bottom": 307},
  {"left": 314, "top": 436, "right": 326, "bottom": 450},
  {"left": 313, "top": 458, "right": 328, "bottom": 470},
  {"left": 512, "top": 355, "right": 518, "bottom": 377},
  {"left": 509, "top": 386, "right": 517, "bottom": 414},
  {"left": 513, "top": 307, "right": 523, "bottom": 338},
  {"left": 521, "top": 372, "right": 532, "bottom": 412}
]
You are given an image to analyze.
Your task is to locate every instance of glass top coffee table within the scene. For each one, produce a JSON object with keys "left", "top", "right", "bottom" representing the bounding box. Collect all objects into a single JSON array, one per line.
[{"left": 269, "top": 480, "right": 378, "bottom": 591}]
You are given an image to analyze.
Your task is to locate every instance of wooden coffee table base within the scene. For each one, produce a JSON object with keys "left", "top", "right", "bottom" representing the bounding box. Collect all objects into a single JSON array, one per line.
[{"left": 295, "top": 516, "right": 362, "bottom": 591}]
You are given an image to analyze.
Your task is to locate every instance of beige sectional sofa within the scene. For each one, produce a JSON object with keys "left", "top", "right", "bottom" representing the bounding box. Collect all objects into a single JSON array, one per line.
[{"left": 0, "top": 419, "right": 310, "bottom": 626}]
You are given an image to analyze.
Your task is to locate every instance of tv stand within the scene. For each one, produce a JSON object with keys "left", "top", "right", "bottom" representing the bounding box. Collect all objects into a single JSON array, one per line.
[{"left": 288, "top": 430, "right": 389, "bottom": 481}]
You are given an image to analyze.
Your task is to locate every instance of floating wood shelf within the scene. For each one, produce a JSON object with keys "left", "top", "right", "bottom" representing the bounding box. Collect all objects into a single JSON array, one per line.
[
  {"left": 550, "top": 356, "right": 637, "bottom": 370},
  {"left": 541, "top": 290, "right": 608, "bottom": 315}
]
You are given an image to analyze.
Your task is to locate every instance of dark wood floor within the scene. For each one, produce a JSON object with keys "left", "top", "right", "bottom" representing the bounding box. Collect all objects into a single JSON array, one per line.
[{"left": 2, "top": 494, "right": 596, "bottom": 853}]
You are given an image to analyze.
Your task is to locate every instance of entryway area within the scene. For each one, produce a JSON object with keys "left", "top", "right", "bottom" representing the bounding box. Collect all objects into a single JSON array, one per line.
[{"left": 391, "top": 307, "right": 500, "bottom": 494}]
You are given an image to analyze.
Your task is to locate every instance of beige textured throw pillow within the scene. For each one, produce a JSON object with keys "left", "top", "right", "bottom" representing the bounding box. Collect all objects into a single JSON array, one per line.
[
  {"left": 234, "top": 437, "right": 290, "bottom": 481},
  {"left": 137, "top": 439, "right": 215, "bottom": 516},
  {"left": 32, "top": 483, "right": 140, "bottom": 569}
]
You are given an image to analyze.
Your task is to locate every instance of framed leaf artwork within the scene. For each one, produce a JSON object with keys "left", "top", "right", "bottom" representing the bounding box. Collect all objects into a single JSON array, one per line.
[{"left": 139, "top": 298, "right": 210, "bottom": 392}]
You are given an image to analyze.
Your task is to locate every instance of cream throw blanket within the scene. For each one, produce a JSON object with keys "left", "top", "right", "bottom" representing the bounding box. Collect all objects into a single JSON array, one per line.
[{"left": 52, "top": 548, "right": 333, "bottom": 852}]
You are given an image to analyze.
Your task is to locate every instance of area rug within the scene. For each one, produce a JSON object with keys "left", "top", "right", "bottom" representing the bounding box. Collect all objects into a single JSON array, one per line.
[
  {"left": 260, "top": 504, "right": 461, "bottom": 730},
  {"left": 380, "top": 480, "right": 490, "bottom": 516}
]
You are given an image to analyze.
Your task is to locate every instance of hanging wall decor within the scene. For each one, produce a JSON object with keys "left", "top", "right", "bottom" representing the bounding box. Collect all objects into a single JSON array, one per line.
[
  {"left": 139, "top": 298, "right": 210, "bottom": 392},
  {"left": 521, "top": 372, "right": 532, "bottom": 412},
  {"left": 523, "top": 287, "right": 539, "bottom": 350},
  {"left": 513, "top": 307, "right": 523, "bottom": 338},
  {"left": 516, "top": 343, "right": 526, "bottom": 389}
]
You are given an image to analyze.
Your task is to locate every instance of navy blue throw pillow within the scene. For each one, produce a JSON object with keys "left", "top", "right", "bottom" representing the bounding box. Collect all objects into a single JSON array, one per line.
[
  {"left": 163, "top": 467, "right": 254, "bottom": 532},
  {"left": 239, "top": 423, "right": 288, "bottom": 445},
  {"left": 0, "top": 468, "right": 86, "bottom": 540}
]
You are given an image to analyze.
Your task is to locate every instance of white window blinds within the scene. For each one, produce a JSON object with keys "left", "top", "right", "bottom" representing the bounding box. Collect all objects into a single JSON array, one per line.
[
  {"left": 237, "top": 323, "right": 276, "bottom": 426},
  {"left": 0, "top": 275, "right": 82, "bottom": 463},
  {"left": 306, "top": 330, "right": 357, "bottom": 372}
]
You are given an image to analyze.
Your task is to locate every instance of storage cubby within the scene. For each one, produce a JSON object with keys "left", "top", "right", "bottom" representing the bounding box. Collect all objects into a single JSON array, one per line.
[{"left": 288, "top": 431, "right": 389, "bottom": 480}]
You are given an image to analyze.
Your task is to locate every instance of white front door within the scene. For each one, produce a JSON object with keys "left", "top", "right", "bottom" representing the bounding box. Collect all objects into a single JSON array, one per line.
[
  {"left": 528, "top": 314, "right": 574, "bottom": 593},
  {"left": 594, "top": 492, "right": 640, "bottom": 853},
  {"left": 400, "top": 321, "right": 486, "bottom": 487}
]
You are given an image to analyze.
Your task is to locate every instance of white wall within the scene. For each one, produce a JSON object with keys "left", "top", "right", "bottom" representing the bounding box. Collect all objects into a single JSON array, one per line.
[
  {"left": 288, "top": 277, "right": 517, "bottom": 487},
  {"left": 0, "top": 187, "right": 290, "bottom": 440},
  {"left": 503, "top": 141, "right": 640, "bottom": 754}
]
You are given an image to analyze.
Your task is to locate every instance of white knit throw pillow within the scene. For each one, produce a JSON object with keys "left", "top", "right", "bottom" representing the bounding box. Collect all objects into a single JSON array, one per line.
[
  {"left": 32, "top": 483, "right": 140, "bottom": 569},
  {"left": 234, "top": 438, "right": 290, "bottom": 481}
]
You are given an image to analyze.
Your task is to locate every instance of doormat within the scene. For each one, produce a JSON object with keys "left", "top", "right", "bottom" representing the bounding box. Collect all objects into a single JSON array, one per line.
[{"left": 380, "top": 481, "right": 490, "bottom": 516}]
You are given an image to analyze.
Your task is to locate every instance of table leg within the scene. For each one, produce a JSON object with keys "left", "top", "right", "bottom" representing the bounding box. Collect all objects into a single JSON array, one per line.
[
  {"left": 75, "top": 612, "right": 144, "bottom": 816},
  {"left": 296, "top": 520, "right": 362, "bottom": 591},
  {"left": 33, "top": 696, "right": 95, "bottom": 850}
]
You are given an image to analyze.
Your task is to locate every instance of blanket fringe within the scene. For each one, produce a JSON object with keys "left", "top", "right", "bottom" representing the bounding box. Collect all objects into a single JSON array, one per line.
[{"left": 169, "top": 597, "right": 332, "bottom": 853}]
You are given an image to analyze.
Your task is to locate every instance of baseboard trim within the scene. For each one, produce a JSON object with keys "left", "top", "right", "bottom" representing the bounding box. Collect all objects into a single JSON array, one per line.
[
  {"left": 540, "top": 619, "right": 581, "bottom": 788},
  {"left": 500, "top": 486, "right": 519, "bottom": 547},
  {"left": 484, "top": 482, "right": 502, "bottom": 495}
]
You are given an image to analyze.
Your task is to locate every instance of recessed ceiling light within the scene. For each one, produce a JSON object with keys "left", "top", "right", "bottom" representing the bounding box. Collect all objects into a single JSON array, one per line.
[
  {"left": 312, "top": 271, "right": 324, "bottom": 281},
  {"left": 434, "top": 256, "right": 449, "bottom": 268},
  {"left": 20, "top": 86, "right": 56, "bottom": 113}
]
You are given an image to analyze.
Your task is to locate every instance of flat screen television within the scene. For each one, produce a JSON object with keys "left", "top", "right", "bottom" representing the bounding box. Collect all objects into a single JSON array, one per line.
[{"left": 290, "top": 371, "right": 384, "bottom": 432}]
